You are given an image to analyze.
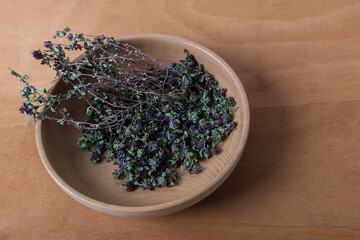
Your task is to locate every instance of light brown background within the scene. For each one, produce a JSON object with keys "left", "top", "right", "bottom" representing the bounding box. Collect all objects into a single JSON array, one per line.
[{"left": 1, "top": 0, "right": 360, "bottom": 239}]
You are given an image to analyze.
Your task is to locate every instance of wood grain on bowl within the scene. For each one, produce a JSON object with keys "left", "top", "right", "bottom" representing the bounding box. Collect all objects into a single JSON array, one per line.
[{"left": 35, "top": 34, "right": 250, "bottom": 217}]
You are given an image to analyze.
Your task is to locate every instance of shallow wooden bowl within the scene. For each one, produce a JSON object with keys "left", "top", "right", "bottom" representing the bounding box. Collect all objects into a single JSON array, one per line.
[{"left": 35, "top": 34, "right": 250, "bottom": 217}]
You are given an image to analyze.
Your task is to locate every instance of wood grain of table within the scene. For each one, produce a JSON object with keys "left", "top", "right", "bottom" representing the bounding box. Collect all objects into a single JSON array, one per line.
[{"left": 1, "top": 0, "right": 360, "bottom": 239}]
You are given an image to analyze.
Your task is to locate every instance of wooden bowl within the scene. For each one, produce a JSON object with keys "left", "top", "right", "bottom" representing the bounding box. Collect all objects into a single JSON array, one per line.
[{"left": 35, "top": 34, "right": 250, "bottom": 217}]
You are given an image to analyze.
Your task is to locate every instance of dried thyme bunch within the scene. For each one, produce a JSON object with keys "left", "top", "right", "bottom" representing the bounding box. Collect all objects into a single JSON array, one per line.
[
  {"left": 12, "top": 27, "right": 238, "bottom": 191},
  {"left": 11, "top": 26, "right": 185, "bottom": 129}
]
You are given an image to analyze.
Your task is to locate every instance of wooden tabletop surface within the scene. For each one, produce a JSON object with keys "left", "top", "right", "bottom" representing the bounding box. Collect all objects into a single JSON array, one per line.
[{"left": 1, "top": 0, "right": 360, "bottom": 239}]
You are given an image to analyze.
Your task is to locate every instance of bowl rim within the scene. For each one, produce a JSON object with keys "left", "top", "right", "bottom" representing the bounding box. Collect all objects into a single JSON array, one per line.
[{"left": 35, "top": 34, "right": 250, "bottom": 216}]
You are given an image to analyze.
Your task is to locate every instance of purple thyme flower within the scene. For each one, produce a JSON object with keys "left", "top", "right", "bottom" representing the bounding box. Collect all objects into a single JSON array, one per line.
[
  {"left": 66, "top": 33, "right": 74, "bottom": 40},
  {"left": 224, "top": 129, "right": 231, "bottom": 137},
  {"left": 229, "top": 121, "right": 237, "bottom": 129},
  {"left": 203, "top": 97, "right": 210, "bottom": 105},
  {"left": 213, "top": 120, "right": 221, "bottom": 126},
  {"left": 169, "top": 117, "right": 179, "bottom": 129},
  {"left": 19, "top": 105, "right": 27, "bottom": 114},
  {"left": 19, "top": 104, "right": 32, "bottom": 116},
  {"left": 217, "top": 88, "right": 226, "bottom": 96},
  {"left": 125, "top": 181, "right": 135, "bottom": 191},
  {"left": 183, "top": 145, "right": 190, "bottom": 151},
  {"left": 181, "top": 123, "right": 188, "bottom": 130},
  {"left": 44, "top": 41, "right": 53, "bottom": 48},
  {"left": 162, "top": 104, "right": 169, "bottom": 112},
  {"left": 157, "top": 113, "right": 165, "bottom": 120},
  {"left": 180, "top": 114, "right": 187, "bottom": 121},
  {"left": 197, "top": 140, "right": 205, "bottom": 150},
  {"left": 32, "top": 50, "right": 43, "bottom": 60},
  {"left": 208, "top": 79, "right": 215, "bottom": 86},
  {"left": 185, "top": 56, "right": 196, "bottom": 67},
  {"left": 184, "top": 155, "right": 192, "bottom": 162},
  {"left": 171, "top": 143, "right": 179, "bottom": 153},
  {"left": 135, "top": 120, "right": 143, "bottom": 131},
  {"left": 192, "top": 165, "right": 202, "bottom": 174},
  {"left": 148, "top": 109, "right": 155, "bottom": 117},
  {"left": 222, "top": 117, "right": 230, "bottom": 125},
  {"left": 178, "top": 65, "right": 185, "bottom": 73},
  {"left": 112, "top": 169, "right": 119, "bottom": 178},
  {"left": 228, "top": 97, "right": 236, "bottom": 106},
  {"left": 213, "top": 113, "right": 221, "bottom": 120},
  {"left": 210, "top": 146, "right": 219, "bottom": 155},
  {"left": 23, "top": 86, "right": 32, "bottom": 92},
  {"left": 138, "top": 158, "right": 146, "bottom": 167},
  {"left": 70, "top": 41, "right": 81, "bottom": 50},
  {"left": 91, "top": 152, "right": 101, "bottom": 161},
  {"left": 130, "top": 139, "right": 137, "bottom": 147},
  {"left": 140, "top": 170, "right": 148, "bottom": 178}
]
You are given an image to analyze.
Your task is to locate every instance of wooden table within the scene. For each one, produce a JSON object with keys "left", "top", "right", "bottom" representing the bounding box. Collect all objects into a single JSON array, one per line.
[{"left": 1, "top": 1, "right": 360, "bottom": 239}]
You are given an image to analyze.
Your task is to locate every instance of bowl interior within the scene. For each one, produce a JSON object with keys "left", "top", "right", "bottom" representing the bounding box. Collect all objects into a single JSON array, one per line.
[{"left": 39, "top": 35, "right": 248, "bottom": 209}]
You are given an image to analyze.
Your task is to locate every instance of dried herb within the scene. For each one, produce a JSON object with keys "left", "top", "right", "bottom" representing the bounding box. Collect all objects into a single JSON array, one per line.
[{"left": 11, "top": 27, "right": 238, "bottom": 191}]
